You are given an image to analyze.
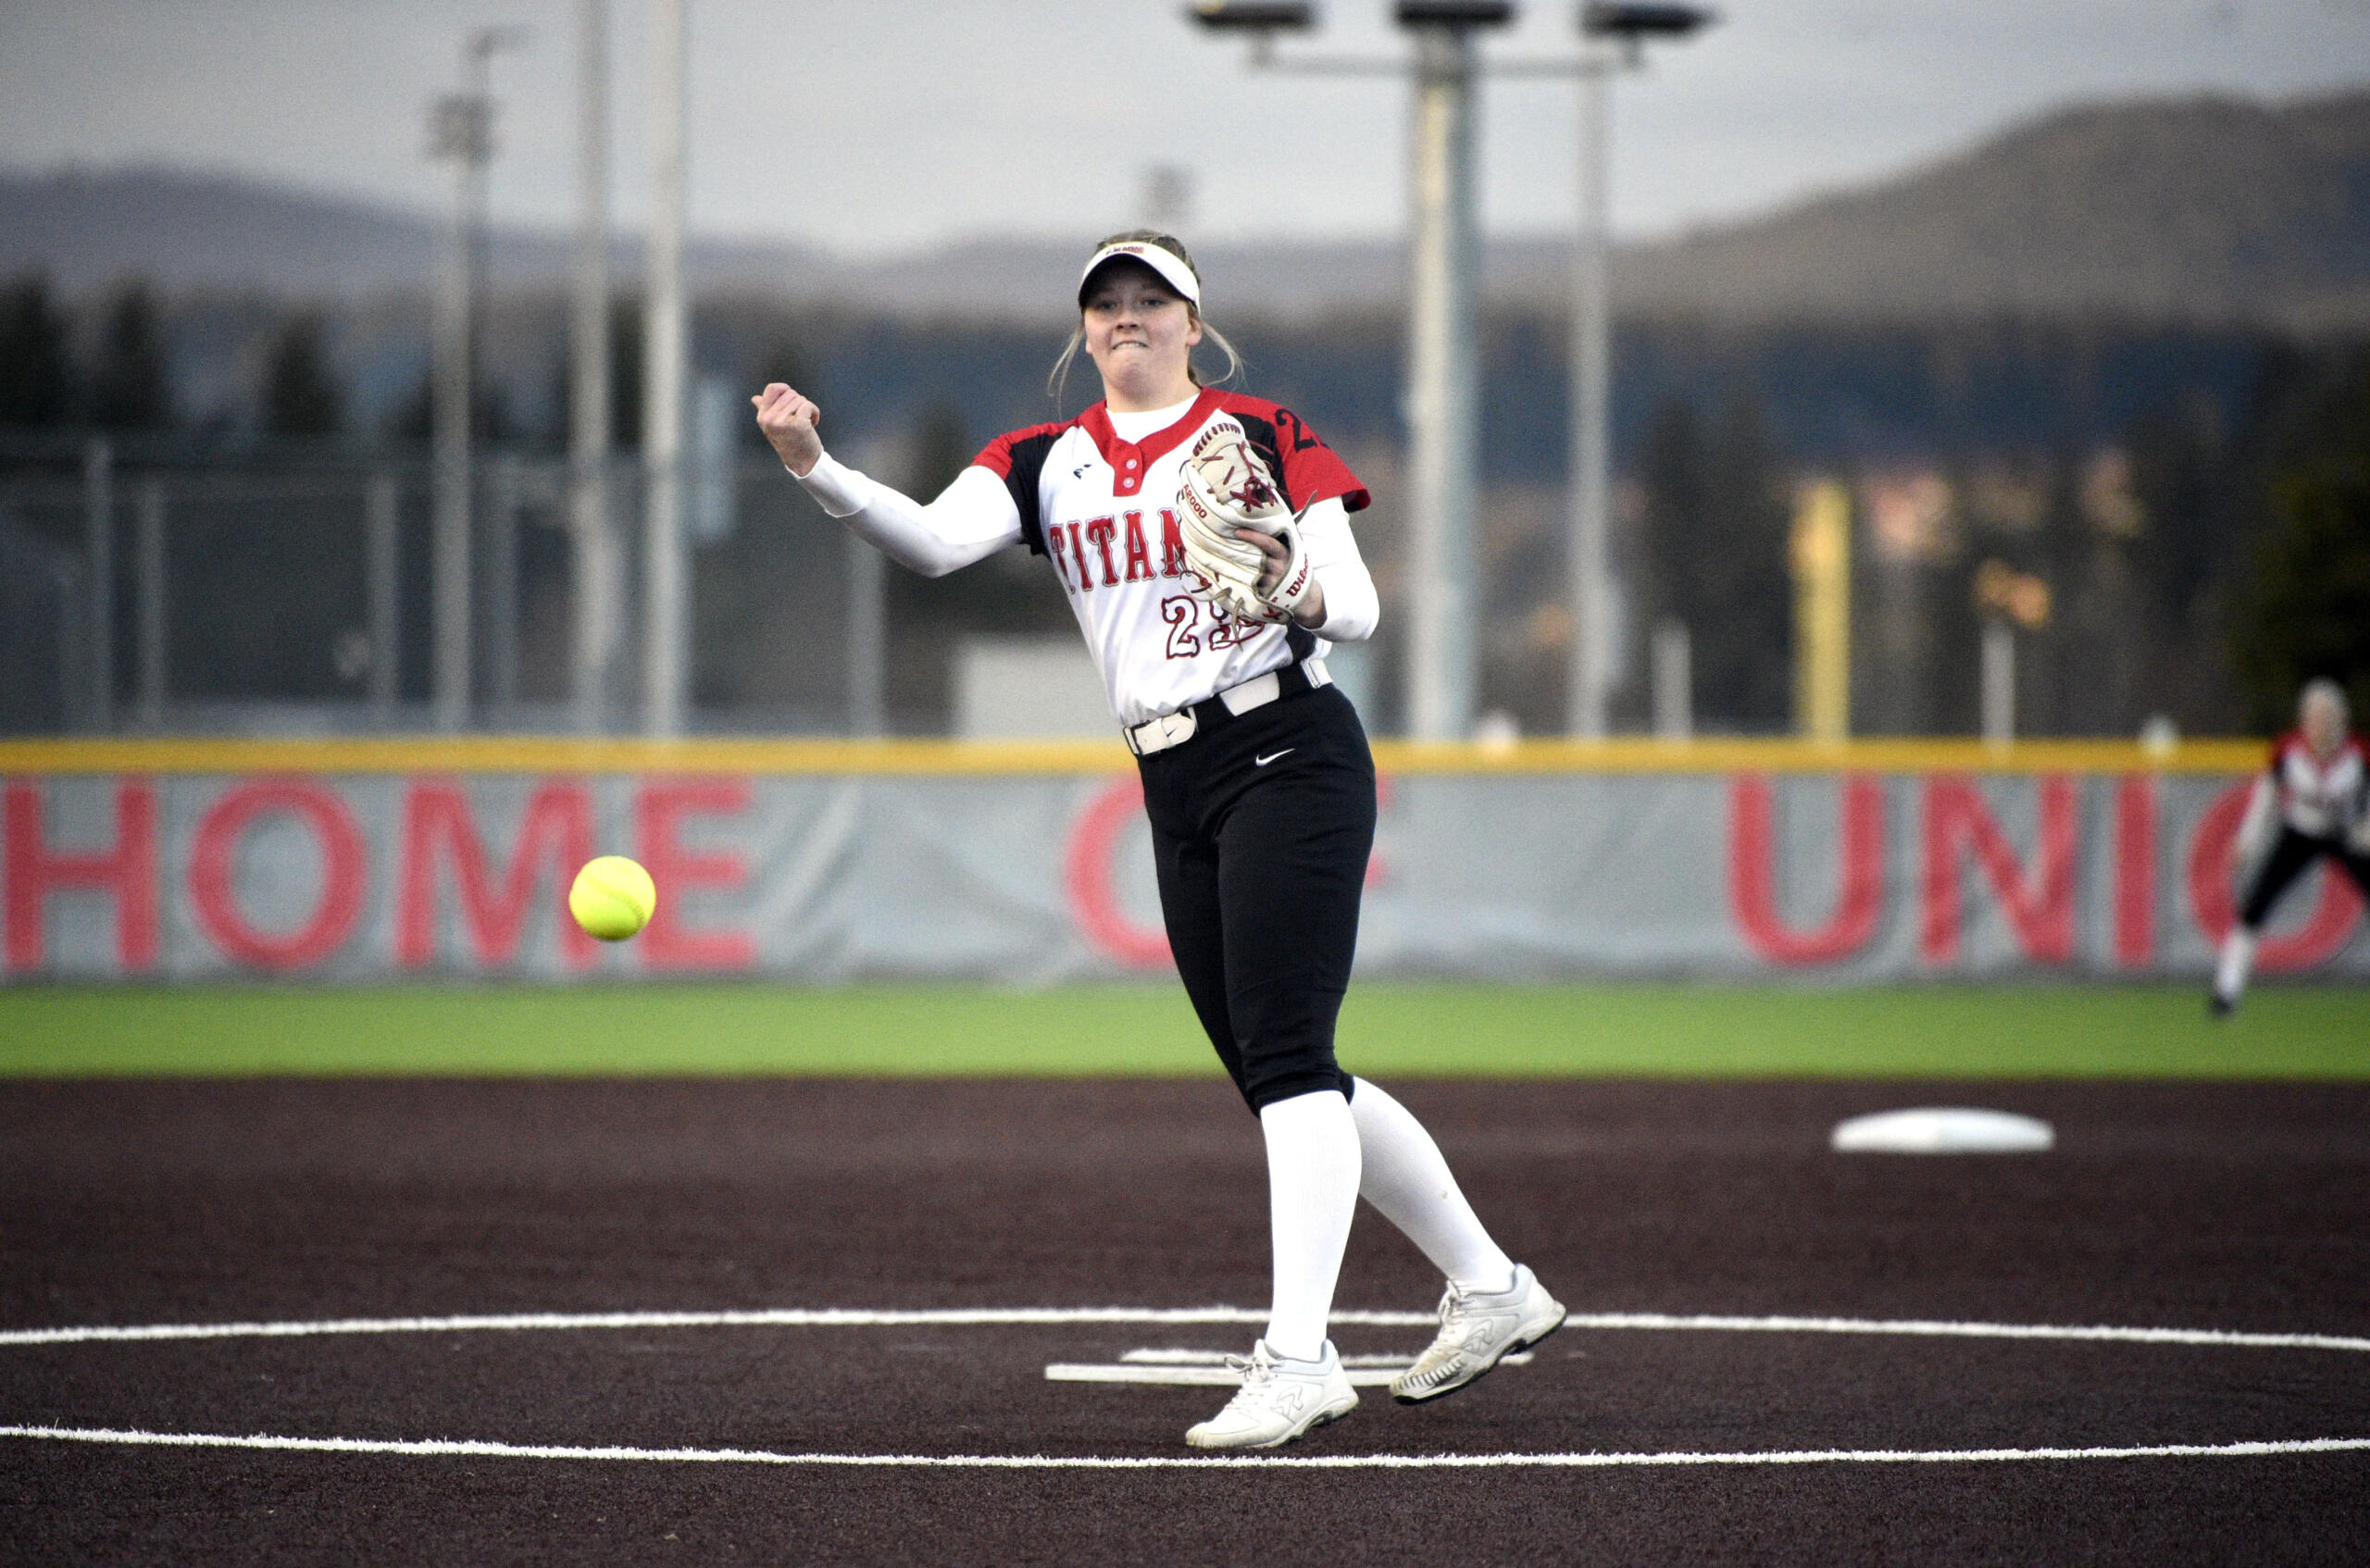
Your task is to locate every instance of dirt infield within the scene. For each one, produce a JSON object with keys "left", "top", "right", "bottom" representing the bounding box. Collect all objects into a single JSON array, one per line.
[{"left": 2, "top": 1076, "right": 2365, "bottom": 1564}]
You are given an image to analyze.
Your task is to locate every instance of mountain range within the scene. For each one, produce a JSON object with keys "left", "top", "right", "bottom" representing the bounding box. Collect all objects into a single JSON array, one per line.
[{"left": 3, "top": 89, "right": 2364, "bottom": 329}]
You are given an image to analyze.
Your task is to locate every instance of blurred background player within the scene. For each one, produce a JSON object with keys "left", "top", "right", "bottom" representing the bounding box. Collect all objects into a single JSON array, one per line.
[
  {"left": 756, "top": 231, "right": 1563, "bottom": 1450},
  {"left": 2213, "top": 678, "right": 2370, "bottom": 1015}
]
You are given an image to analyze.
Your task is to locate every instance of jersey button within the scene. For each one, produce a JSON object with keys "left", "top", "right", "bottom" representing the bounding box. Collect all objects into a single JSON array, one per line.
[{"left": 1124, "top": 458, "right": 1138, "bottom": 469}]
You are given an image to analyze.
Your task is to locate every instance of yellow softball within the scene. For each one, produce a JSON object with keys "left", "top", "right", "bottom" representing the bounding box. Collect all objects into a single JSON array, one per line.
[{"left": 568, "top": 855, "right": 657, "bottom": 942}]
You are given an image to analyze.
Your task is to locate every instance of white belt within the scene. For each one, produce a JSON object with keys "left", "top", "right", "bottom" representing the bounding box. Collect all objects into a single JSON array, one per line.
[{"left": 1125, "top": 658, "right": 1330, "bottom": 757}]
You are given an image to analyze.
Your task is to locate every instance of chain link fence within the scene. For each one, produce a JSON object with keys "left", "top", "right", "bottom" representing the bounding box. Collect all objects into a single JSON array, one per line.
[{"left": 0, "top": 441, "right": 889, "bottom": 737}]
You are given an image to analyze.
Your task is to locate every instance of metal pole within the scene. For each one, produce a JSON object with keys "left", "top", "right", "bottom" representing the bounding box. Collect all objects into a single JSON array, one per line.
[
  {"left": 1403, "top": 22, "right": 1481, "bottom": 741},
  {"left": 1650, "top": 617, "right": 1690, "bottom": 741},
  {"left": 82, "top": 438, "right": 114, "bottom": 732},
  {"left": 845, "top": 529, "right": 884, "bottom": 736},
  {"left": 367, "top": 472, "right": 400, "bottom": 722},
  {"left": 431, "top": 116, "right": 476, "bottom": 731},
  {"left": 571, "top": 0, "right": 616, "bottom": 734},
  {"left": 485, "top": 454, "right": 520, "bottom": 716},
  {"left": 1565, "top": 62, "right": 1613, "bottom": 738},
  {"left": 428, "top": 30, "right": 520, "bottom": 731},
  {"left": 1981, "top": 621, "right": 2014, "bottom": 748},
  {"left": 1791, "top": 479, "right": 1852, "bottom": 741},
  {"left": 134, "top": 477, "right": 166, "bottom": 728},
  {"left": 642, "top": 0, "right": 689, "bottom": 738}
]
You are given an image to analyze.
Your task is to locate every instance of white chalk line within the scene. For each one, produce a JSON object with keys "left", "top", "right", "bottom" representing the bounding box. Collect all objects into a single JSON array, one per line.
[
  {"left": 1055, "top": 1350, "right": 1533, "bottom": 1386},
  {"left": 1049, "top": 1364, "right": 1408, "bottom": 1387},
  {"left": 2, "top": 1425, "right": 2364, "bottom": 1470},
  {"left": 5, "top": 1306, "right": 2368, "bottom": 1355},
  {"left": 0, "top": 1307, "right": 1315, "bottom": 1347}
]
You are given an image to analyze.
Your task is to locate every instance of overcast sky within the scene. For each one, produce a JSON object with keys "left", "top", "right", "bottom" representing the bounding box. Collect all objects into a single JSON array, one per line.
[{"left": 3, "top": 0, "right": 2366, "bottom": 255}]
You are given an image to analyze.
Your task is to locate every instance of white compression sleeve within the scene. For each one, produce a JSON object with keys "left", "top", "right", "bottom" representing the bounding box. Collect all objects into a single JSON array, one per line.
[
  {"left": 1349, "top": 1078, "right": 1515, "bottom": 1293},
  {"left": 793, "top": 454, "right": 1021, "bottom": 579},
  {"left": 1258, "top": 1089, "right": 1362, "bottom": 1364},
  {"left": 1296, "top": 498, "right": 1378, "bottom": 643}
]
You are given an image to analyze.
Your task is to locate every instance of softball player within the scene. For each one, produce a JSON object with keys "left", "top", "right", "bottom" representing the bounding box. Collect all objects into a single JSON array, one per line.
[
  {"left": 755, "top": 231, "right": 1562, "bottom": 1450},
  {"left": 2211, "top": 678, "right": 2370, "bottom": 1014}
]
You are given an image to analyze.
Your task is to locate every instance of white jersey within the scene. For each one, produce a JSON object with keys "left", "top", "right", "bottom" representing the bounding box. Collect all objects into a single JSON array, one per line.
[
  {"left": 793, "top": 386, "right": 1378, "bottom": 728},
  {"left": 2266, "top": 731, "right": 2369, "bottom": 840}
]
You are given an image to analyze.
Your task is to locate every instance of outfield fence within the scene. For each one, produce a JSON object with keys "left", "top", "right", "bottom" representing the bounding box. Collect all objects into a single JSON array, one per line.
[{"left": 1, "top": 737, "right": 2359, "bottom": 984}]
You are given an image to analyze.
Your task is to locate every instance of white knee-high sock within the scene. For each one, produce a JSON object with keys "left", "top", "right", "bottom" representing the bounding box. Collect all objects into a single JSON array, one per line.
[
  {"left": 1350, "top": 1078, "right": 1516, "bottom": 1294},
  {"left": 2215, "top": 928, "right": 2258, "bottom": 1002},
  {"left": 1258, "top": 1089, "right": 1362, "bottom": 1363}
]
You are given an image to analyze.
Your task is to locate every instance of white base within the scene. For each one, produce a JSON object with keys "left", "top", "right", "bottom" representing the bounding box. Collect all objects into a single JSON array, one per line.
[{"left": 1830, "top": 1108, "right": 2055, "bottom": 1154}]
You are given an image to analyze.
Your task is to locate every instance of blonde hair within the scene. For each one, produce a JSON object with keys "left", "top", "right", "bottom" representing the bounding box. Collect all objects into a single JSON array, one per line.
[
  {"left": 2301, "top": 677, "right": 2350, "bottom": 726},
  {"left": 1049, "top": 229, "right": 1242, "bottom": 405}
]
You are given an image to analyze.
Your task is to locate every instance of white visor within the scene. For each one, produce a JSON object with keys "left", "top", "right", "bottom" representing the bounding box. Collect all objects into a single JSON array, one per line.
[{"left": 1077, "top": 240, "right": 1201, "bottom": 307}]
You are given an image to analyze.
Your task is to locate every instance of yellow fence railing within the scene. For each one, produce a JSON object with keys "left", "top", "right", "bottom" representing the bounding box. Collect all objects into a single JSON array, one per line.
[{"left": 0, "top": 735, "right": 2265, "bottom": 778}]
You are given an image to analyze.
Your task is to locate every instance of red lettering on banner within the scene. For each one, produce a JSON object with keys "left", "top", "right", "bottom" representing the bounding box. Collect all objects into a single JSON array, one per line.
[
  {"left": 1919, "top": 776, "right": 2076, "bottom": 964},
  {"left": 1084, "top": 516, "right": 1118, "bottom": 587},
  {"left": 636, "top": 778, "right": 755, "bottom": 970},
  {"left": 1728, "top": 774, "right": 1884, "bottom": 964},
  {"left": 189, "top": 778, "right": 365, "bottom": 971},
  {"left": 3, "top": 780, "right": 158, "bottom": 973},
  {"left": 397, "top": 780, "right": 598, "bottom": 970},
  {"left": 1121, "top": 511, "right": 1153, "bottom": 582},
  {"left": 1366, "top": 773, "right": 1394, "bottom": 890},
  {"left": 1064, "top": 775, "right": 1170, "bottom": 968},
  {"left": 2186, "top": 780, "right": 2363, "bottom": 971},
  {"left": 2113, "top": 775, "right": 2156, "bottom": 966},
  {"left": 1159, "top": 509, "right": 1188, "bottom": 578}
]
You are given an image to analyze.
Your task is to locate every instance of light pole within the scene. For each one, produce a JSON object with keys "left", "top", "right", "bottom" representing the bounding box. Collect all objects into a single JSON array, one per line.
[
  {"left": 1565, "top": 2, "right": 1714, "bottom": 739},
  {"left": 1192, "top": 0, "right": 1511, "bottom": 741},
  {"left": 426, "top": 25, "right": 525, "bottom": 733},
  {"left": 1399, "top": 3, "right": 1508, "bottom": 740},
  {"left": 642, "top": 0, "right": 690, "bottom": 739},
  {"left": 1195, "top": 1, "right": 1708, "bottom": 740},
  {"left": 571, "top": 0, "right": 617, "bottom": 734}
]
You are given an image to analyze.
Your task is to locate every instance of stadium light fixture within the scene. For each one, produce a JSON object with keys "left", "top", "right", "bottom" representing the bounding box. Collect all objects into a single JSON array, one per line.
[
  {"left": 1394, "top": 1, "right": 1517, "bottom": 28},
  {"left": 1188, "top": 2, "right": 1316, "bottom": 66},
  {"left": 1581, "top": 2, "right": 1714, "bottom": 36},
  {"left": 1188, "top": 1, "right": 1316, "bottom": 30},
  {"left": 1579, "top": 2, "right": 1715, "bottom": 62}
]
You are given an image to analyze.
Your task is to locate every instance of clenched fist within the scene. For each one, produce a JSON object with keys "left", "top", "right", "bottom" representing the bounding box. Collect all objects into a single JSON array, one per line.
[{"left": 753, "top": 382, "right": 823, "bottom": 476}]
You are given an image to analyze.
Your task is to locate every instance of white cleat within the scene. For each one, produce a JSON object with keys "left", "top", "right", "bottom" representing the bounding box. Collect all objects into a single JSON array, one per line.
[
  {"left": 1391, "top": 1263, "right": 1567, "bottom": 1405},
  {"left": 1184, "top": 1339, "right": 1359, "bottom": 1450}
]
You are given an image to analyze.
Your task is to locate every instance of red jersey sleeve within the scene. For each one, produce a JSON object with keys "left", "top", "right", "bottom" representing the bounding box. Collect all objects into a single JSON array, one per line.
[
  {"left": 972, "top": 421, "right": 1066, "bottom": 480},
  {"left": 970, "top": 420, "right": 1071, "bottom": 556},
  {"left": 1214, "top": 392, "right": 1371, "bottom": 515}
]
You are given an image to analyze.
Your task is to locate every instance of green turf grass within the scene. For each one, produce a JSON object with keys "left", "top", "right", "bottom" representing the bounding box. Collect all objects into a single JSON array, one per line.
[{"left": 0, "top": 982, "right": 2363, "bottom": 1077}]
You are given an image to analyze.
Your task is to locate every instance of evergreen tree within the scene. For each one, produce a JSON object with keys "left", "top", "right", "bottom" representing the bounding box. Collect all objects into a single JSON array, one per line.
[
  {"left": 261, "top": 309, "right": 345, "bottom": 436},
  {"left": 0, "top": 275, "right": 73, "bottom": 427},
  {"left": 88, "top": 281, "right": 170, "bottom": 430},
  {"left": 2231, "top": 353, "right": 2370, "bottom": 728},
  {"left": 1637, "top": 393, "right": 1793, "bottom": 730}
]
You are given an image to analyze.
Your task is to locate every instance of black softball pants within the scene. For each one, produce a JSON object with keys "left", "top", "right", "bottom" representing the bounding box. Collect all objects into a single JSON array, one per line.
[
  {"left": 2239, "top": 827, "right": 2370, "bottom": 928},
  {"left": 1137, "top": 680, "right": 1377, "bottom": 1113}
]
